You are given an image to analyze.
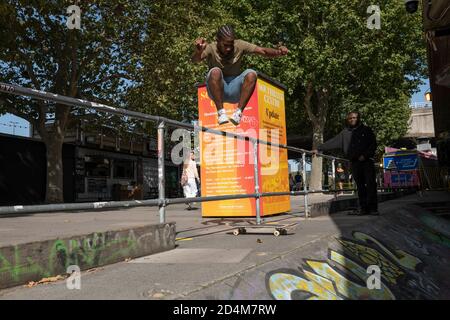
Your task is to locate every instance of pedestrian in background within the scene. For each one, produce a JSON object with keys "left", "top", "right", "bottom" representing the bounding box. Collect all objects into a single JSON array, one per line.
[
  {"left": 181, "top": 151, "right": 200, "bottom": 210},
  {"left": 294, "top": 172, "right": 302, "bottom": 191},
  {"left": 312, "top": 111, "right": 379, "bottom": 215},
  {"left": 336, "top": 163, "right": 346, "bottom": 195}
]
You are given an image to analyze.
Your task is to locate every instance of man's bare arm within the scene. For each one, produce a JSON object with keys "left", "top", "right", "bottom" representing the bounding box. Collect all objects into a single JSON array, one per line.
[
  {"left": 253, "top": 45, "right": 289, "bottom": 58},
  {"left": 191, "top": 38, "right": 208, "bottom": 63}
]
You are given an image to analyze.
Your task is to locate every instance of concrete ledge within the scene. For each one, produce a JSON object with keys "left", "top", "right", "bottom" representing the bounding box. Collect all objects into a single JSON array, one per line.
[
  {"left": 0, "top": 222, "right": 176, "bottom": 289},
  {"left": 310, "top": 190, "right": 417, "bottom": 217}
]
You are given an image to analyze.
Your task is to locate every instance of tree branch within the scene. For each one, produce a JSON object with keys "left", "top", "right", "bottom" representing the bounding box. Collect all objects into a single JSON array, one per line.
[
  {"left": 17, "top": 50, "right": 41, "bottom": 90},
  {"left": 87, "top": 73, "right": 131, "bottom": 87},
  {"left": 75, "top": 46, "right": 102, "bottom": 84},
  {"left": 69, "top": 31, "right": 79, "bottom": 97},
  {"left": 317, "top": 86, "right": 330, "bottom": 124},
  {"left": 303, "top": 81, "right": 317, "bottom": 124}
]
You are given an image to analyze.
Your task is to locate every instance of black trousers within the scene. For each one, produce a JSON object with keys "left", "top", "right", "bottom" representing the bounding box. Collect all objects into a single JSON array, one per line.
[{"left": 351, "top": 159, "right": 378, "bottom": 212}]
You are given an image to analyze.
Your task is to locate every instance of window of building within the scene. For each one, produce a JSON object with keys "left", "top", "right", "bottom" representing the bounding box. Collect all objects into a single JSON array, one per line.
[
  {"left": 113, "top": 159, "right": 135, "bottom": 179},
  {"left": 85, "top": 156, "right": 110, "bottom": 177}
]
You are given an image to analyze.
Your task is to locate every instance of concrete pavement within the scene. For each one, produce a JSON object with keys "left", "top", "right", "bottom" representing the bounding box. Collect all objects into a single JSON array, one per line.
[
  {"left": 0, "top": 193, "right": 335, "bottom": 247},
  {"left": 1, "top": 191, "right": 448, "bottom": 299},
  {"left": 0, "top": 193, "right": 336, "bottom": 289}
]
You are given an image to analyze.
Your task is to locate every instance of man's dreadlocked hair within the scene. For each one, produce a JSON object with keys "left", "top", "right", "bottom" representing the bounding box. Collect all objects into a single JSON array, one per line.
[{"left": 217, "top": 25, "right": 235, "bottom": 40}]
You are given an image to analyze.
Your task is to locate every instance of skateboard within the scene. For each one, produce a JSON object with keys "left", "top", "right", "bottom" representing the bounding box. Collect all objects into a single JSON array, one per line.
[{"left": 232, "top": 222, "right": 298, "bottom": 236}]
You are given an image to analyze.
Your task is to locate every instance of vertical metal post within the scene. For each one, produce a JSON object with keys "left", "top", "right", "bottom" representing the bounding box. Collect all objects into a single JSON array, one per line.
[
  {"left": 331, "top": 158, "right": 336, "bottom": 199},
  {"left": 302, "top": 152, "right": 309, "bottom": 218},
  {"left": 252, "top": 139, "right": 262, "bottom": 225},
  {"left": 157, "top": 121, "right": 166, "bottom": 224}
]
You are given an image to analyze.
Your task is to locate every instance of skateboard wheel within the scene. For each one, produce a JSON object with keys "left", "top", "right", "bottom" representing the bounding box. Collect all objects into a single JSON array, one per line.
[
  {"left": 274, "top": 230, "right": 280, "bottom": 237},
  {"left": 233, "top": 229, "right": 240, "bottom": 236},
  {"left": 239, "top": 228, "right": 247, "bottom": 234}
]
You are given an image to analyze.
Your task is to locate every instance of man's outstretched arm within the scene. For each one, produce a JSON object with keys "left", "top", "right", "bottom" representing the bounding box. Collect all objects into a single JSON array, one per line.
[
  {"left": 253, "top": 45, "right": 289, "bottom": 58},
  {"left": 191, "top": 38, "right": 208, "bottom": 63},
  {"left": 312, "top": 130, "right": 344, "bottom": 155}
]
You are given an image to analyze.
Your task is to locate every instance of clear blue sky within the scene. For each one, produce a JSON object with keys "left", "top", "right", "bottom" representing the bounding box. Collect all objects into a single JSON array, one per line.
[
  {"left": 0, "top": 78, "right": 431, "bottom": 137},
  {"left": 410, "top": 78, "right": 430, "bottom": 103}
]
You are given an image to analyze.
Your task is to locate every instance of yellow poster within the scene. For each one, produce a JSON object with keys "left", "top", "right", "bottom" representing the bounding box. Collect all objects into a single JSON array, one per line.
[
  {"left": 257, "top": 79, "right": 290, "bottom": 215},
  {"left": 198, "top": 76, "right": 290, "bottom": 217}
]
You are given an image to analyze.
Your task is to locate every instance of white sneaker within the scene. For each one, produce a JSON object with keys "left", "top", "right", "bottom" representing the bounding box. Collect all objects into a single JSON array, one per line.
[
  {"left": 230, "top": 109, "right": 242, "bottom": 125},
  {"left": 218, "top": 110, "right": 229, "bottom": 125}
]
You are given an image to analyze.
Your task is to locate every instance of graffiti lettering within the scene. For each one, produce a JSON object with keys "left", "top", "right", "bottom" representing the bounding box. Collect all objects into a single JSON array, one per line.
[{"left": 266, "top": 231, "right": 440, "bottom": 300}]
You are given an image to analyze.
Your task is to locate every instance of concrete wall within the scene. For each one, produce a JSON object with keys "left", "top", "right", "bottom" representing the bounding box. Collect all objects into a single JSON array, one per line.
[
  {"left": 0, "top": 222, "right": 176, "bottom": 289},
  {"left": 406, "top": 108, "right": 435, "bottom": 138}
]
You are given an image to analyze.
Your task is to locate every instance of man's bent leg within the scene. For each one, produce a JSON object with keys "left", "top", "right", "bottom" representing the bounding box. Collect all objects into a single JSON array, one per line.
[
  {"left": 206, "top": 68, "right": 228, "bottom": 125},
  {"left": 206, "top": 68, "right": 225, "bottom": 111},
  {"left": 229, "top": 69, "right": 257, "bottom": 125},
  {"left": 237, "top": 70, "right": 257, "bottom": 112}
]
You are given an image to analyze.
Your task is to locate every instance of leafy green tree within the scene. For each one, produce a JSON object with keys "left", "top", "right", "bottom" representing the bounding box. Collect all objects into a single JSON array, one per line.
[
  {"left": 127, "top": 0, "right": 236, "bottom": 122},
  {"left": 215, "top": 0, "right": 426, "bottom": 189},
  {"left": 0, "top": 0, "right": 427, "bottom": 203},
  {"left": 0, "top": 0, "right": 147, "bottom": 202}
]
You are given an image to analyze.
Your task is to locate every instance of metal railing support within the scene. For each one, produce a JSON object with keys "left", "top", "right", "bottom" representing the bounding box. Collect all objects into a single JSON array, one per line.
[
  {"left": 302, "top": 152, "right": 309, "bottom": 218},
  {"left": 157, "top": 120, "right": 166, "bottom": 224},
  {"left": 252, "top": 139, "right": 262, "bottom": 225},
  {"left": 331, "top": 158, "right": 336, "bottom": 199}
]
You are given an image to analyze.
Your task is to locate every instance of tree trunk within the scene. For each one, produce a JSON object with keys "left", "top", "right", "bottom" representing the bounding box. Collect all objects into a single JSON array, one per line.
[
  {"left": 310, "top": 123, "right": 324, "bottom": 190},
  {"left": 303, "top": 83, "right": 329, "bottom": 192},
  {"left": 44, "top": 135, "right": 65, "bottom": 203}
]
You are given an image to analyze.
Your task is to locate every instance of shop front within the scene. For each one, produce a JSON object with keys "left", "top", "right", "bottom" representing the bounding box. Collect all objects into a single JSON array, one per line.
[{"left": 74, "top": 146, "right": 182, "bottom": 202}]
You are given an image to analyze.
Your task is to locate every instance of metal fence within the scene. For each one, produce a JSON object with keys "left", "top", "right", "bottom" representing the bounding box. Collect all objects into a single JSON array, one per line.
[{"left": 0, "top": 82, "right": 442, "bottom": 224}]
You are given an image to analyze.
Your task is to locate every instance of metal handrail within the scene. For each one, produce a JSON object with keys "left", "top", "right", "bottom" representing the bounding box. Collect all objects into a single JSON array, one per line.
[{"left": 0, "top": 82, "right": 403, "bottom": 221}]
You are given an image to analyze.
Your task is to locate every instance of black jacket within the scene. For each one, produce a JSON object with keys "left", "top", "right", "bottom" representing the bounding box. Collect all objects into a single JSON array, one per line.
[{"left": 318, "top": 124, "right": 377, "bottom": 161}]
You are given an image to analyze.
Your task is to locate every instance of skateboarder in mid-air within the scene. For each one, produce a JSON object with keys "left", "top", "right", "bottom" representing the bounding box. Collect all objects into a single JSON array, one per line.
[{"left": 191, "top": 25, "right": 288, "bottom": 125}]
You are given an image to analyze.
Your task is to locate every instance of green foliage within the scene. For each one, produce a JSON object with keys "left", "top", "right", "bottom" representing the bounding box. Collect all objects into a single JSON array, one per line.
[
  {"left": 0, "top": 0, "right": 428, "bottom": 200},
  {"left": 0, "top": 0, "right": 147, "bottom": 133},
  {"left": 195, "top": 0, "right": 426, "bottom": 151},
  {"left": 1, "top": 0, "right": 426, "bottom": 144}
]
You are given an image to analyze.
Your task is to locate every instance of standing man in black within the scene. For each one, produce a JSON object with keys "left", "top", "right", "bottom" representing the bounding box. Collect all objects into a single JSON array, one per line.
[{"left": 312, "top": 112, "right": 379, "bottom": 215}]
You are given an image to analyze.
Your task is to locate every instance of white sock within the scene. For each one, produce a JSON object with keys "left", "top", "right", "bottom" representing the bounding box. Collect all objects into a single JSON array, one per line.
[{"left": 218, "top": 109, "right": 226, "bottom": 115}]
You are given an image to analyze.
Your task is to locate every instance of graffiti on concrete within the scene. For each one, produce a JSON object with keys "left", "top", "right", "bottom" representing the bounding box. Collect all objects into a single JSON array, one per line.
[
  {"left": 0, "top": 223, "right": 175, "bottom": 288},
  {"left": 266, "top": 231, "right": 439, "bottom": 300},
  {"left": 0, "top": 231, "right": 138, "bottom": 283}
]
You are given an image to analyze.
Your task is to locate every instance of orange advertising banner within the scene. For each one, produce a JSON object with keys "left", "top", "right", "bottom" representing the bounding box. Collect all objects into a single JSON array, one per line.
[
  {"left": 198, "top": 76, "right": 290, "bottom": 217},
  {"left": 257, "top": 79, "right": 290, "bottom": 215}
]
